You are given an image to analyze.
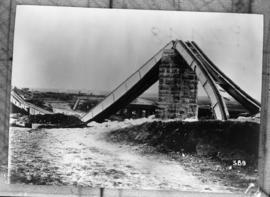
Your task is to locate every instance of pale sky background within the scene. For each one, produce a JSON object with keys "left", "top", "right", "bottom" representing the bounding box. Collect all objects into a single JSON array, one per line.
[{"left": 12, "top": 6, "right": 263, "bottom": 101}]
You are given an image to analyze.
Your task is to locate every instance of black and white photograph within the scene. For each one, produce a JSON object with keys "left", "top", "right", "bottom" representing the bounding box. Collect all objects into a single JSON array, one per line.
[{"left": 9, "top": 6, "right": 263, "bottom": 193}]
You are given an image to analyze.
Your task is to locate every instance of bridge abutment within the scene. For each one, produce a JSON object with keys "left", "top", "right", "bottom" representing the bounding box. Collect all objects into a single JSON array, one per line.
[{"left": 157, "top": 49, "right": 198, "bottom": 119}]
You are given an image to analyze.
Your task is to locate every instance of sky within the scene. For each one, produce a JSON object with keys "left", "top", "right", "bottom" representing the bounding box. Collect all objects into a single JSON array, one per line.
[{"left": 12, "top": 6, "right": 263, "bottom": 100}]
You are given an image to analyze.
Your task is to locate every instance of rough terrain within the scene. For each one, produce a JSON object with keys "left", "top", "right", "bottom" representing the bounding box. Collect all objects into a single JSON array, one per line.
[{"left": 9, "top": 119, "right": 258, "bottom": 193}]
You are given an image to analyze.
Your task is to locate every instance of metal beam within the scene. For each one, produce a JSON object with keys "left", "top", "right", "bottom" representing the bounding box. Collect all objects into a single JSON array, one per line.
[
  {"left": 174, "top": 40, "right": 229, "bottom": 120},
  {"left": 81, "top": 41, "right": 174, "bottom": 123},
  {"left": 190, "top": 41, "right": 260, "bottom": 115}
]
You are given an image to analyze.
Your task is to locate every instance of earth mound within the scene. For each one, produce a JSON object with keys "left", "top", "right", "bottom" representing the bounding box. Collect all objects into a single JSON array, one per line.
[{"left": 106, "top": 120, "right": 259, "bottom": 166}]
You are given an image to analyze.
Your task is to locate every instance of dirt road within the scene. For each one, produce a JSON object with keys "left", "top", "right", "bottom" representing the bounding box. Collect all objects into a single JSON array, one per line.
[{"left": 9, "top": 121, "right": 233, "bottom": 192}]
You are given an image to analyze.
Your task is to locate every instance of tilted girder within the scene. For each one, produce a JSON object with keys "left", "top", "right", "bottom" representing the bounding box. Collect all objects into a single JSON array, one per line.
[
  {"left": 173, "top": 40, "right": 229, "bottom": 120},
  {"left": 81, "top": 41, "right": 174, "bottom": 123},
  {"left": 189, "top": 41, "right": 260, "bottom": 115}
]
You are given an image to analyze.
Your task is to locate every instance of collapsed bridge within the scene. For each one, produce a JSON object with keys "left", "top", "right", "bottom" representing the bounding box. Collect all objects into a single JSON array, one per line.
[
  {"left": 81, "top": 40, "right": 260, "bottom": 123},
  {"left": 10, "top": 40, "right": 260, "bottom": 123},
  {"left": 11, "top": 90, "right": 53, "bottom": 115}
]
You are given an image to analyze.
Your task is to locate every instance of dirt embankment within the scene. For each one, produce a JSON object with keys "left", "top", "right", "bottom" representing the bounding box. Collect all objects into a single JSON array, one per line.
[
  {"left": 106, "top": 120, "right": 259, "bottom": 159},
  {"left": 105, "top": 120, "right": 259, "bottom": 191}
]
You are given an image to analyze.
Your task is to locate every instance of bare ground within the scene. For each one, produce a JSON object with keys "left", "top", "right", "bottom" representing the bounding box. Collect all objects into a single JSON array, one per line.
[{"left": 9, "top": 120, "right": 257, "bottom": 193}]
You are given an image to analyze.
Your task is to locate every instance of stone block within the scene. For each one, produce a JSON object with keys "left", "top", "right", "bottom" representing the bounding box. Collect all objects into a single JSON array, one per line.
[{"left": 157, "top": 49, "right": 198, "bottom": 119}]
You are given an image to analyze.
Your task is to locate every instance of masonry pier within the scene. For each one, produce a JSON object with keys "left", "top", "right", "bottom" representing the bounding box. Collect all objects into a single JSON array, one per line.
[{"left": 157, "top": 49, "right": 198, "bottom": 119}]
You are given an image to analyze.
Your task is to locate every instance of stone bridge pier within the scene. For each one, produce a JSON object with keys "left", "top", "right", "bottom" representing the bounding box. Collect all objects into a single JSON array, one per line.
[{"left": 157, "top": 49, "right": 198, "bottom": 119}]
